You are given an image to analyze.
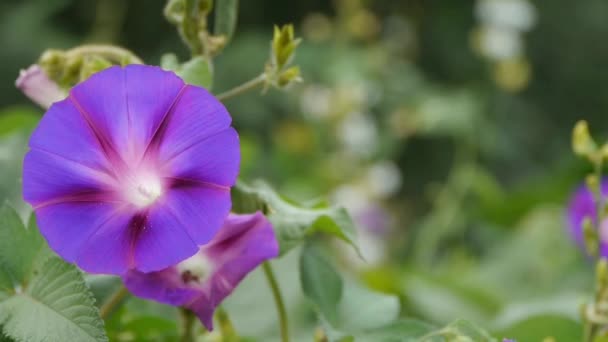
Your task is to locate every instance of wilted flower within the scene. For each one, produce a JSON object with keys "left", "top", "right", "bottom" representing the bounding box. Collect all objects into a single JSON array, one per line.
[
  {"left": 16, "top": 65, "right": 65, "bottom": 109},
  {"left": 567, "top": 179, "right": 608, "bottom": 255},
  {"left": 123, "top": 212, "right": 279, "bottom": 330},
  {"left": 23, "top": 65, "right": 240, "bottom": 275}
]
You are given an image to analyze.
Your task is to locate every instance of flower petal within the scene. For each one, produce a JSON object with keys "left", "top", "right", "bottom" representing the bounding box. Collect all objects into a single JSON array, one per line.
[
  {"left": 75, "top": 210, "right": 136, "bottom": 274},
  {"left": 36, "top": 202, "right": 120, "bottom": 262},
  {"left": 69, "top": 66, "right": 129, "bottom": 164},
  {"left": 23, "top": 150, "right": 114, "bottom": 206},
  {"left": 123, "top": 268, "right": 199, "bottom": 306},
  {"left": 192, "top": 212, "right": 279, "bottom": 329},
  {"left": 124, "top": 65, "right": 185, "bottom": 159},
  {"left": 70, "top": 65, "right": 185, "bottom": 164},
  {"left": 155, "top": 85, "right": 232, "bottom": 163},
  {"left": 163, "top": 128, "right": 239, "bottom": 186},
  {"left": 160, "top": 185, "right": 232, "bottom": 245},
  {"left": 29, "top": 98, "right": 113, "bottom": 173},
  {"left": 132, "top": 207, "right": 199, "bottom": 273}
]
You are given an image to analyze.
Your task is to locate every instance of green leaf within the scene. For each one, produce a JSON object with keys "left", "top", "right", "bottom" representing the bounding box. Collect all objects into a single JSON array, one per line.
[
  {"left": 232, "top": 180, "right": 359, "bottom": 255},
  {"left": 336, "top": 281, "right": 400, "bottom": 332},
  {"left": 176, "top": 56, "right": 213, "bottom": 89},
  {"left": 358, "top": 319, "right": 436, "bottom": 341},
  {"left": 300, "top": 243, "right": 343, "bottom": 324},
  {"left": 0, "top": 257, "right": 107, "bottom": 342},
  {"left": 160, "top": 54, "right": 213, "bottom": 90},
  {"left": 0, "top": 107, "right": 40, "bottom": 136},
  {"left": 0, "top": 204, "right": 48, "bottom": 292},
  {"left": 493, "top": 314, "right": 581, "bottom": 342},
  {"left": 420, "top": 319, "right": 496, "bottom": 342},
  {"left": 213, "top": 0, "right": 239, "bottom": 43},
  {"left": 160, "top": 53, "right": 180, "bottom": 71}
]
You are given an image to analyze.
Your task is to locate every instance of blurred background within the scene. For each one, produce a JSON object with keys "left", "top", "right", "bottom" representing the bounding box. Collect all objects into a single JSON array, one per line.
[{"left": 1, "top": 0, "right": 605, "bottom": 340}]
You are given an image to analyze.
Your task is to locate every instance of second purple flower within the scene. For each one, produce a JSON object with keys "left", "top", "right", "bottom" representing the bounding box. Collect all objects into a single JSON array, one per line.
[{"left": 23, "top": 65, "right": 240, "bottom": 275}]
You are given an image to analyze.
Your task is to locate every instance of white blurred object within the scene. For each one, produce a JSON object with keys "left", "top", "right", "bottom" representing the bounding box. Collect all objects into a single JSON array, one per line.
[
  {"left": 338, "top": 112, "right": 378, "bottom": 157},
  {"left": 300, "top": 85, "right": 332, "bottom": 119},
  {"left": 476, "top": 0, "right": 537, "bottom": 32},
  {"left": 479, "top": 26, "right": 523, "bottom": 60},
  {"left": 367, "top": 161, "right": 402, "bottom": 198}
]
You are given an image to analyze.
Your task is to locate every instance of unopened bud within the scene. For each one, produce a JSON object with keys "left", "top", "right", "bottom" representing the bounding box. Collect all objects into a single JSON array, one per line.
[
  {"left": 271, "top": 24, "right": 301, "bottom": 70},
  {"left": 15, "top": 65, "right": 66, "bottom": 109},
  {"left": 573, "top": 120, "right": 597, "bottom": 160},
  {"left": 277, "top": 66, "right": 302, "bottom": 87}
]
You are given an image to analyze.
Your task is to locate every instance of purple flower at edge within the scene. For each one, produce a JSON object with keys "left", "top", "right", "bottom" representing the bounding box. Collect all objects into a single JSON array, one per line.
[
  {"left": 123, "top": 212, "right": 279, "bottom": 330},
  {"left": 567, "top": 179, "right": 608, "bottom": 256},
  {"left": 16, "top": 65, "right": 65, "bottom": 109},
  {"left": 22, "top": 65, "right": 240, "bottom": 275}
]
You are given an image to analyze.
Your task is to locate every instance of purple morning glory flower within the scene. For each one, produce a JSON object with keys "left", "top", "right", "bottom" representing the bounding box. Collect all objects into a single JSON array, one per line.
[
  {"left": 123, "top": 212, "right": 279, "bottom": 330},
  {"left": 22, "top": 65, "right": 240, "bottom": 275},
  {"left": 16, "top": 65, "right": 65, "bottom": 109},
  {"left": 567, "top": 179, "right": 608, "bottom": 255}
]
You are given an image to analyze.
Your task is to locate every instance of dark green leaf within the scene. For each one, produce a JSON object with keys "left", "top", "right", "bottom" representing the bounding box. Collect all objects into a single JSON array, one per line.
[
  {"left": 232, "top": 180, "right": 359, "bottom": 255},
  {"left": 214, "top": 0, "right": 239, "bottom": 43},
  {"left": 300, "top": 243, "right": 343, "bottom": 324}
]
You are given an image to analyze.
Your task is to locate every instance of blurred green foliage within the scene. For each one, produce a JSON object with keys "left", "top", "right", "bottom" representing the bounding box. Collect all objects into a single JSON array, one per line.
[{"left": 1, "top": 0, "right": 606, "bottom": 340}]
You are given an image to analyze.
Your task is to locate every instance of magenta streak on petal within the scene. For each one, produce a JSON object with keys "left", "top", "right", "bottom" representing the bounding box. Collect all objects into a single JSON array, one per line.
[
  {"left": 32, "top": 190, "right": 122, "bottom": 210},
  {"left": 139, "top": 85, "right": 187, "bottom": 163},
  {"left": 69, "top": 93, "right": 130, "bottom": 174},
  {"left": 164, "top": 177, "right": 230, "bottom": 192}
]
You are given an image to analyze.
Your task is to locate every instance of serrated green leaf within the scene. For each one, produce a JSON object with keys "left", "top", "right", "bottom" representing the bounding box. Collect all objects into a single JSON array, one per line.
[
  {"left": 0, "top": 257, "right": 107, "bottom": 342},
  {"left": 232, "top": 180, "right": 359, "bottom": 255},
  {"left": 0, "top": 204, "right": 48, "bottom": 292},
  {"left": 300, "top": 243, "right": 343, "bottom": 324},
  {"left": 176, "top": 56, "right": 213, "bottom": 89},
  {"left": 214, "top": 0, "right": 239, "bottom": 43}
]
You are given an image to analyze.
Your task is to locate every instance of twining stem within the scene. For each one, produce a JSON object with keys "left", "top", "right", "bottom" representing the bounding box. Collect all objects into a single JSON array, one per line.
[
  {"left": 99, "top": 285, "right": 130, "bottom": 319},
  {"left": 216, "top": 74, "right": 266, "bottom": 101},
  {"left": 66, "top": 44, "right": 144, "bottom": 64},
  {"left": 216, "top": 306, "right": 238, "bottom": 341},
  {"left": 584, "top": 156, "right": 605, "bottom": 342},
  {"left": 262, "top": 262, "right": 289, "bottom": 342},
  {"left": 179, "top": 308, "right": 196, "bottom": 342}
]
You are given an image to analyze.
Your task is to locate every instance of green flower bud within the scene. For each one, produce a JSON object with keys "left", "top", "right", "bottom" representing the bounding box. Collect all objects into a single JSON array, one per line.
[
  {"left": 271, "top": 24, "right": 301, "bottom": 70},
  {"left": 573, "top": 120, "right": 597, "bottom": 160},
  {"left": 277, "top": 66, "right": 301, "bottom": 88}
]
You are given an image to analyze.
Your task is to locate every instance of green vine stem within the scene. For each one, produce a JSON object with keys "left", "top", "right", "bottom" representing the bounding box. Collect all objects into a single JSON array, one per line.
[
  {"left": 99, "top": 285, "right": 130, "bottom": 319},
  {"left": 216, "top": 74, "right": 266, "bottom": 101},
  {"left": 262, "top": 262, "right": 290, "bottom": 342},
  {"left": 584, "top": 155, "right": 606, "bottom": 342},
  {"left": 179, "top": 308, "right": 197, "bottom": 342}
]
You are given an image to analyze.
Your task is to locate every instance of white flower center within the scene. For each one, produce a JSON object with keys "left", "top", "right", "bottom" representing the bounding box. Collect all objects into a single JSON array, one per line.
[
  {"left": 177, "top": 253, "right": 213, "bottom": 285},
  {"left": 126, "top": 173, "right": 163, "bottom": 208}
]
